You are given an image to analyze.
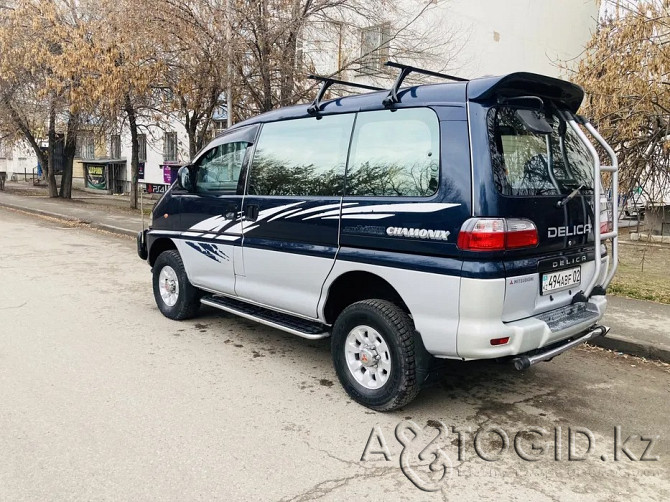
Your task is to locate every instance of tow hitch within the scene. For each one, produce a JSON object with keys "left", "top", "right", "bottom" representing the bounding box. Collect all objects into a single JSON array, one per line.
[{"left": 512, "top": 325, "right": 609, "bottom": 370}]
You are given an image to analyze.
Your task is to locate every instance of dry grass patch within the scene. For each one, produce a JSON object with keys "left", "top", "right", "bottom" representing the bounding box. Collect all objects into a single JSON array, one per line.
[{"left": 610, "top": 242, "right": 670, "bottom": 304}]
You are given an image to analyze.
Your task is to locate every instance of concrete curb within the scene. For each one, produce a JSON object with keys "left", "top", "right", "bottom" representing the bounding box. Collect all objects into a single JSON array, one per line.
[
  {"left": 0, "top": 200, "right": 85, "bottom": 223},
  {"left": 590, "top": 334, "right": 670, "bottom": 364},
  {"left": 89, "top": 222, "right": 137, "bottom": 238},
  {"left": 0, "top": 200, "right": 137, "bottom": 238}
]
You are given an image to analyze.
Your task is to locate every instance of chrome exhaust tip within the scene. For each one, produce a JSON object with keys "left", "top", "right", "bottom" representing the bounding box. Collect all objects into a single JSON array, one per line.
[{"left": 513, "top": 357, "right": 531, "bottom": 371}]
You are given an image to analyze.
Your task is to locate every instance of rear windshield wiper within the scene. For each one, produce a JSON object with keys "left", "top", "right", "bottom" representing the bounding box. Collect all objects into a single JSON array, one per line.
[{"left": 556, "top": 184, "right": 584, "bottom": 208}]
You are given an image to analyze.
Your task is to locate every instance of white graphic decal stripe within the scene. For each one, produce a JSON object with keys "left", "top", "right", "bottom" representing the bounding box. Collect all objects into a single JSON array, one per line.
[
  {"left": 268, "top": 207, "right": 304, "bottom": 222},
  {"left": 187, "top": 202, "right": 303, "bottom": 235},
  {"left": 287, "top": 202, "right": 357, "bottom": 219},
  {"left": 254, "top": 202, "right": 305, "bottom": 223},
  {"left": 185, "top": 201, "right": 462, "bottom": 233},
  {"left": 322, "top": 214, "right": 396, "bottom": 220},
  {"left": 189, "top": 215, "right": 229, "bottom": 232},
  {"left": 304, "top": 202, "right": 460, "bottom": 220},
  {"left": 215, "top": 234, "right": 241, "bottom": 241}
]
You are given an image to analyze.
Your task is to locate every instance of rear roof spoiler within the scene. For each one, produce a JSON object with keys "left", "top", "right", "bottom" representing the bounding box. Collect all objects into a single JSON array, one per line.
[{"left": 467, "top": 72, "right": 584, "bottom": 113}]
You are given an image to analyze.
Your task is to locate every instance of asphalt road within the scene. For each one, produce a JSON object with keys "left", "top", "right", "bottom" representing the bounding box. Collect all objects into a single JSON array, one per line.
[{"left": 1, "top": 208, "right": 669, "bottom": 501}]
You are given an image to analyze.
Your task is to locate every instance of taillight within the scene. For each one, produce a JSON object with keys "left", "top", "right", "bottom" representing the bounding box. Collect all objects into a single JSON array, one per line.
[
  {"left": 457, "top": 218, "right": 538, "bottom": 251},
  {"left": 506, "top": 219, "right": 540, "bottom": 248}
]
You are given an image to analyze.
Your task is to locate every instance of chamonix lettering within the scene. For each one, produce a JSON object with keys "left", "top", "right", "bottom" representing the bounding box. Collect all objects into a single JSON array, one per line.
[{"left": 386, "top": 227, "right": 451, "bottom": 241}]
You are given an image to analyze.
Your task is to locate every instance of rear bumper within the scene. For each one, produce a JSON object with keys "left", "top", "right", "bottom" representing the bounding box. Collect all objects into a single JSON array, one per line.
[{"left": 456, "top": 278, "right": 607, "bottom": 359}]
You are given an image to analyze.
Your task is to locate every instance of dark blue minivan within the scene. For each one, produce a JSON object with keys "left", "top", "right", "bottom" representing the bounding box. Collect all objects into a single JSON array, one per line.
[{"left": 137, "top": 64, "right": 618, "bottom": 410}]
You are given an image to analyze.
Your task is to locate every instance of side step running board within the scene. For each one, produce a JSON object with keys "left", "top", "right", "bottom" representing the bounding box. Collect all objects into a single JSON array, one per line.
[
  {"left": 201, "top": 295, "right": 330, "bottom": 340},
  {"left": 512, "top": 325, "right": 609, "bottom": 370}
]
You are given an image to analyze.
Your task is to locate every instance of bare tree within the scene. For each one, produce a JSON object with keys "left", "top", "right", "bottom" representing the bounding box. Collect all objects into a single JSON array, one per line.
[
  {"left": 0, "top": 0, "right": 88, "bottom": 198},
  {"left": 231, "top": 0, "right": 462, "bottom": 117},
  {"left": 570, "top": 0, "right": 670, "bottom": 204}
]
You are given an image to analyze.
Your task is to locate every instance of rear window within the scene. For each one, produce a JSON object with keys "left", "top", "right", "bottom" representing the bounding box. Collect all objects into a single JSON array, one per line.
[{"left": 487, "top": 106, "right": 595, "bottom": 196}]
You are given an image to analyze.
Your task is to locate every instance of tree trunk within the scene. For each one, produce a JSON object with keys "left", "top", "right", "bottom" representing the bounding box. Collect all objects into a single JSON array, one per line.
[
  {"left": 279, "top": 1, "right": 302, "bottom": 107},
  {"left": 125, "top": 93, "right": 140, "bottom": 209},
  {"left": 186, "top": 112, "right": 199, "bottom": 159},
  {"left": 257, "top": 0, "right": 273, "bottom": 113},
  {"left": 59, "top": 112, "right": 78, "bottom": 199},
  {"left": 47, "top": 102, "right": 58, "bottom": 198},
  {"left": 1, "top": 94, "right": 48, "bottom": 171},
  {"left": 196, "top": 116, "right": 212, "bottom": 153}
]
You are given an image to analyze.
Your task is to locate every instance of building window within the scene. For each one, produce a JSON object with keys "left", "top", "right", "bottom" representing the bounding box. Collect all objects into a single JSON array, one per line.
[
  {"left": 137, "top": 134, "right": 147, "bottom": 162},
  {"left": 110, "top": 134, "right": 121, "bottom": 159},
  {"left": 163, "top": 132, "right": 178, "bottom": 162},
  {"left": 359, "top": 23, "right": 391, "bottom": 74},
  {"left": 76, "top": 133, "right": 95, "bottom": 159},
  {"left": 0, "top": 140, "right": 9, "bottom": 159}
]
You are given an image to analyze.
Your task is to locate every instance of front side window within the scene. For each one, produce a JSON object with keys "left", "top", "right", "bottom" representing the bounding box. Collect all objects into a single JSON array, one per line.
[
  {"left": 346, "top": 108, "right": 440, "bottom": 197},
  {"left": 195, "top": 142, "right": 248, "bottom": 193},
  {"left": 248, "top": 114, "right": 354, "bottom": 197},
  {"left": 488, "top": 106, "right": 595, "bottom": 196}
]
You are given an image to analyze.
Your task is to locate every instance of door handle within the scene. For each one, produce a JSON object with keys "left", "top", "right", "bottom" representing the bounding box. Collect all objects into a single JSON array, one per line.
[{"left": 244, "top": 204, "right": 259, "bottom": 222}]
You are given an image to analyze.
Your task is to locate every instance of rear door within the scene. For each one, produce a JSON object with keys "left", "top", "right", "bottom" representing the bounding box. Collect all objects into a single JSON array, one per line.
[
  {"left": 471, "top": 103, "right": 601, "bottom": 320},
  {"left": 235, "top": 114, "right": 355, "bottom": 318}
]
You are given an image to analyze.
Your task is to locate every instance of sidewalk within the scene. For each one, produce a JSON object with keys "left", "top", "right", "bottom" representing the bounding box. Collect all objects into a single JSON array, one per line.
[
  {"left": 1, "top": 186, "right": 669, "bottom": 363},
  {"left": 0, "top": 183, "right": 145, "bottom": 237},
  {"left": 597, "top": 296, "right": 670, "bottom": 362}
]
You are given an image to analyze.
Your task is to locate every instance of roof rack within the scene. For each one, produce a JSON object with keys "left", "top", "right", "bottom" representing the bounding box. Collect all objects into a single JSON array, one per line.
[
  {"left": 382, "top": 61, "right": 468, "bottom": 106},
  {"left": 307, "top": 75, "right": 384, "bottom": 114}
]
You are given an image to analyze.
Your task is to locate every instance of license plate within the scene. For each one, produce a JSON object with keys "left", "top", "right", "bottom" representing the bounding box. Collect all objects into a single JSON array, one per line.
[{"left": 541, "top": 266, "right": 581, "bottom": 294}]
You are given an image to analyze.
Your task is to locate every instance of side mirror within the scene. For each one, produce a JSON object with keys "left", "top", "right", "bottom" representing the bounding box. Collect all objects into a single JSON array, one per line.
[{"left": 178, "top": 165, "right": 194, "bottom": 191}]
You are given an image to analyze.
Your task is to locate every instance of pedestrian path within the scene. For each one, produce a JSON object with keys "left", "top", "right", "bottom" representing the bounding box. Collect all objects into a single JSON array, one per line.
[{"left": 0, "top": 189, "right": 144, "bottom": 236}]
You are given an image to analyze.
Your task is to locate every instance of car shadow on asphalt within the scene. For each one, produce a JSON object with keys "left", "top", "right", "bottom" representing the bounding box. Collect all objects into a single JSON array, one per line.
[{"left": 198, "top": 305, "right": 535, "bottom": 412}]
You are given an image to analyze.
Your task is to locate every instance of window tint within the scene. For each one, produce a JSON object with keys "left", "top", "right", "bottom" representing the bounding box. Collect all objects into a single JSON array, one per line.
[
  {"left": 488, "top": 107, "right": 595, "bottom": 196},
  {"left": 346, "top": 108, "right": 440, "bottom": 197},
  {"left": 248, "top": 114, "right": 354, "bottom": 196},
  {"left": 195, "top": 142, "right": 248, "bottom": 193}
]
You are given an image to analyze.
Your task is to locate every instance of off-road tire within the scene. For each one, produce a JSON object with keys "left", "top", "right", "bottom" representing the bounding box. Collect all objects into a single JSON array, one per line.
[
  {"left": 152, "top": 250, "right": 201, "bottom": 320},
  {"left": 331, "top": 299, "right": 422, "bottom": 411}
]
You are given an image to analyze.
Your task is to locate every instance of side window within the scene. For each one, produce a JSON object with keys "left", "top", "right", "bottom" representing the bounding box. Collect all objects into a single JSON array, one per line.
[
  {"left": 195, "top": 142, "right": 248, "bottom": 193},
  {"left": 346, "top": 108, "right": 440, "bottom": 197},
  {"left": 248, "top": 114, "right": 354, "bottom": 196}
]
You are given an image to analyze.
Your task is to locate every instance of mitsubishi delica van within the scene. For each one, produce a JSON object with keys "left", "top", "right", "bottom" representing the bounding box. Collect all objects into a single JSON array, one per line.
[{"left": 137, "top": 62, "right": 618, "bottom": 411}]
